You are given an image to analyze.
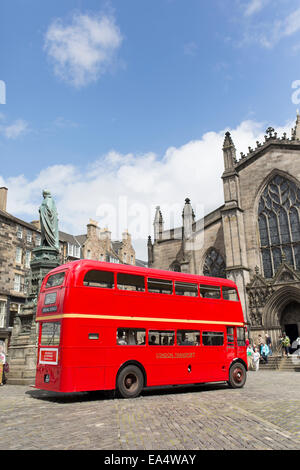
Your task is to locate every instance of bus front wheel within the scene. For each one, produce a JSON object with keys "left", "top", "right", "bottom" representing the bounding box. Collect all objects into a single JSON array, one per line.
[
  {"left": 117, "top": 365, "right": 144, "bottom": 398},
  {"left": 228, "top": 362, "right": 246, "bottom": 389}
]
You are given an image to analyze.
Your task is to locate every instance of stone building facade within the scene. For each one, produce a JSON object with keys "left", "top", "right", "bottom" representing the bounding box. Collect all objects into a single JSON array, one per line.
[{"left": 148, "top": 116, "right": 300, "bottom": 350}]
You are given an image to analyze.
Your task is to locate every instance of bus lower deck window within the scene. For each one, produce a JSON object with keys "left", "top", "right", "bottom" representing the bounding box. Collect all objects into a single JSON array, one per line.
[
  {"left": 227, "top": 327, "right": 235, "bottom": 346},
  {"left": 148, "top": 330, "right": 175, "bottom": 345},
  {"left": 237, "top": 327, "right": 246, "bottom": 346},
  {"left": 177, "top": 330, "right": 200, "bottom": 345},
  {"left": 83, "top": 270, "right": 114, "bottom": 288},
  {"left": 41, "top": 322, "right": 61, "bottom": 346},
  {"left": 117, "top": 328, "right": 146, "bottom": 345},
  {"left": 202, "top": 331, "right": 224, "bottom": 346}
]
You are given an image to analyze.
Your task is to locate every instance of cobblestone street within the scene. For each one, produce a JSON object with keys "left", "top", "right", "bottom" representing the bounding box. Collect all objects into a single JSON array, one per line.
[{"left": 1, "top": 370, "right": 299, "bottom": 451}]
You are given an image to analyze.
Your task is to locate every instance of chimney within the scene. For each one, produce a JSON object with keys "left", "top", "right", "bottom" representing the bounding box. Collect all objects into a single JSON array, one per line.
[
  {"left": 87, "top": 219, "right": 98, "bottom": 239},
  {"left": 122, "top": 229, "right": 131, "bottom": 244},
  {"left": 0, "top": 187, "right": 8, "bottom": 211}
]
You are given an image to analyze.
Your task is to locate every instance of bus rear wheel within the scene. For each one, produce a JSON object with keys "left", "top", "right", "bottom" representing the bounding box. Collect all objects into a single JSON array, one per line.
[
  {"left": 228, "top": 362, "right": 246, "bottom": 389},
  {"left": 117, "top": 365, "right": 144, "bottom": 398}
]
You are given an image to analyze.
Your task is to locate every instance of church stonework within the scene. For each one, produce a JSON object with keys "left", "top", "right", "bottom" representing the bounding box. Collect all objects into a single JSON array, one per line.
[{"left": 148, "top": 116, "right": 300, "bottom": 349}]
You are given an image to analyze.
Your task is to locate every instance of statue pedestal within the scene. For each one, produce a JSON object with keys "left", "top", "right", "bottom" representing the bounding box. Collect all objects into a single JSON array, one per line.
[{"left": 7, "top": 246, "right": 60, "bottom": 385}]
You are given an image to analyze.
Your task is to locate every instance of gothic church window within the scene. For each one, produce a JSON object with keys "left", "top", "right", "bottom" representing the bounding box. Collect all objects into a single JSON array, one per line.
[
  {"left": 203, "top": 248, "right": 226, "bottom": 278},
  {"left": 258, "top": 174, "right": 300, "bottom": 278}
]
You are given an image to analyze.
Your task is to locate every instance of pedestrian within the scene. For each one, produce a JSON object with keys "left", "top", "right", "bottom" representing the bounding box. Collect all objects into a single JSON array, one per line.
[
  {"left": 261, "top": 343, "right": 269, "bottom": 364},
  {"left": 0, "top": 344, "right": 6, "bottom": 386},
  {"left": 265, "top": 333, "right": 272, "bottom": 356},
  {"left": 257, "top": 335, "right": 263, "bottom": 354},
  {"left": 280, "top": 332, "right": 290, "bottom": 357},
  {"left": 252, "top": 347, "right": 260, "bottom": 371},
  {"left": 247, "top": 344, "right": 254, "bottom": 370}
]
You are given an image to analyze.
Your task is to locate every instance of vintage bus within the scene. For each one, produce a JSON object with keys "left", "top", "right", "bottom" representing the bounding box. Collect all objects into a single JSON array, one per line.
[{"left": 35, "top": 260, "right": 247, "bottom": 398}]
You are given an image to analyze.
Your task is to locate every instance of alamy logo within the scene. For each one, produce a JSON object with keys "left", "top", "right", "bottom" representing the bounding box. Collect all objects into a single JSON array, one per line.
[
  {"left": 291, "top": 80, "right": 300, "bottom": 105},
  {"left": 0, "top": 80, "right": 6, "bottom": 104}
]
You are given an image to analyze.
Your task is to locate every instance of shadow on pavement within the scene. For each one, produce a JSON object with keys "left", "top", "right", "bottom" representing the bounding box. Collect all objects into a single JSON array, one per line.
[{"left": 26, "top": 381, "right": 230, "bottom": 403}]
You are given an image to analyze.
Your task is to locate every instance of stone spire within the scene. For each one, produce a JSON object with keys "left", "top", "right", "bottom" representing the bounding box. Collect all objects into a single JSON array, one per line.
[
  {"left": 147, "top": 235, "right": 153, "bottom": 266},
  {"left": 182, "top": 198, "right": 195, "bottom": 239},
  {"left": 292, "top": 110, "right": 300, "bottom": 140},
  {"left": 223, "top": 131, "right": 236, "bottom": 170},
  {"left": 153, "top": 206, "right": 164, "bottom": 241}
]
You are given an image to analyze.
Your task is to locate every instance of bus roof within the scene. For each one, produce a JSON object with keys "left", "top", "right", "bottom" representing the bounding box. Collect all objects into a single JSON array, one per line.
[{"left": 45, "top": 259, "right": 237, "bottom": 287}]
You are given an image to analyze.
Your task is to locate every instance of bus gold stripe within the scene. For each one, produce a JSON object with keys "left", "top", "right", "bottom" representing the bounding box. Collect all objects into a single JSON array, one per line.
[{"left": 36, "top": 313, "right": 244, "bottom": 326}]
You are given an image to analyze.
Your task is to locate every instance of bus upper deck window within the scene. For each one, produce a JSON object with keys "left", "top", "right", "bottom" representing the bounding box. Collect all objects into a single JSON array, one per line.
[
  {"left": 222, "top": 286, "right": 239, "bottom": 301},
  {"left": 117, "top": 273, "right": 145, "bottom": 291},
  {"left": 175, "top": 282, "right": 198, "bottom": 297},
  {"left": 45, "top": 272, "right": 65, "bottom": 288},
  {"left": 200, "top": 284, "right": 221, "bottom": 299},
  {"left": 83, "top": 270, "right": 114, "bottom": 288},
  {"left": 147, "top": 278, "right": 173, "bottom": 294}
]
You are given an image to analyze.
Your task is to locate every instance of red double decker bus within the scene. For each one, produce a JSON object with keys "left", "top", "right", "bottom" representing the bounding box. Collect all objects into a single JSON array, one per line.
[{"left": 35, "top": 260, "right": 247, "bottom": 398}]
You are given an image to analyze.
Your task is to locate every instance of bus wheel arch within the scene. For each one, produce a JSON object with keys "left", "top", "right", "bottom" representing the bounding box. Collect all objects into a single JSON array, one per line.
[
  {"left": 227, "top": 360, "right": 247, "bottom": 389},
  {"left": 116, "top": 361, "right": 146, "bottom": 398}
]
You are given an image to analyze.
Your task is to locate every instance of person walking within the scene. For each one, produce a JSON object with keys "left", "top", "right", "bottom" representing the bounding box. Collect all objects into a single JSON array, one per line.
[
  {"left": 257, "top": 335, "right": 263, "bottom": 354},
  {"left": 261, "top": 343, "right": 269, "bottom": 364},
  {"left": 280, "top": 332, "right": 290, "bottom": 357},
  {"left": 0, "top": 344, "right": 6, "bottom": 386},
  {"left": 252, "top": 347, "right": 260, "bottom": 371},
  {"left": 247, "top": 344, "right": 254, "bottom": 370},
  {"left": 265, "top": 333, "right": 272, "bottom": 356}
]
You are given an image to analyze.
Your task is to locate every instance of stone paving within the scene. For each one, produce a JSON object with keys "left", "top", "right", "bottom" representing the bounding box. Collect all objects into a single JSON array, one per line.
[{"left": 1, "top": 370, "right": 299, "bottom": 450}]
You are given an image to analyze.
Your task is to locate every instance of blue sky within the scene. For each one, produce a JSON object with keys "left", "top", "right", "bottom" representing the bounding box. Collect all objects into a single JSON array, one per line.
[{"left": 1, "top": 0, "right": 300, "bottom": 259}]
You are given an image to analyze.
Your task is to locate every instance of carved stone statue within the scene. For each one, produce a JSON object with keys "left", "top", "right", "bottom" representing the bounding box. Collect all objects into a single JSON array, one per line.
[{"left": 39, "top": 190, "right": 59, "bottom": 251}]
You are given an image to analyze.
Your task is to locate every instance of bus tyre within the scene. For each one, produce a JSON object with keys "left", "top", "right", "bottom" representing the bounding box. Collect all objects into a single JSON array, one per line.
[
  {"left": 117, "top": 365, "right": 144, "bottom": 399},
  {"left": 228, "top": 362, "right": 246, "bottom": 389}
]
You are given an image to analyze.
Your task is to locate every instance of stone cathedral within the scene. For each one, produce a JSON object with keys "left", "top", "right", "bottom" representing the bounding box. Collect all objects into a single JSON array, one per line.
[{"left": 148, "top": 114, "right": 300, "bottom": 349}]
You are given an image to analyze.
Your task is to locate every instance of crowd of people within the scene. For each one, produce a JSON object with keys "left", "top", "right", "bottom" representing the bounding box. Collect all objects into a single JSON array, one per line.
[{"left": 246, "top": 332, "right": 293, "bottom": 371}]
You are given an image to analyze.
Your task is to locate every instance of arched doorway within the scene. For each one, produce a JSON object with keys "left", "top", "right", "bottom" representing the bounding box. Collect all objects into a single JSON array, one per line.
[
  {"left": 281, "top": 301, "right": 300, "bottom": 346},
  {"left": 262, "top": 286, "right": 300, "bottom": 349}
]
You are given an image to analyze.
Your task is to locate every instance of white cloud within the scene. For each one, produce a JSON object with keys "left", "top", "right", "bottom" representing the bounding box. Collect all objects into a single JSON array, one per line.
[
  {"left": 0, "top": 118, "right": 29, "bottom": 139},
  {"left": 283, "top": 7, "right": 300, "bottom": 36},
  {"left": 240, "top": 5, "right": 300, "bottom": 48},
  {"left": 2, "top": 118, "right": 294, "bottom": 260},
  {"left": 44, "top": 11, "right": 123, "bottom": 87},
  {"left": 244, "top": 0, "right": 268, "bottom": 16}
]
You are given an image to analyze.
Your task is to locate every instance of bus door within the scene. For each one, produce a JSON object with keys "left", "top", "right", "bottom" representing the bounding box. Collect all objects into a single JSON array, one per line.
[
  {"left": 200, "top": 330, "right": 227, "bottom": 381},
  {"left": 226, "top": 326, "right": 236, "bottom": 363},
  {"left": 236, "top": 326, "right": 246, "bottom": 359}
]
